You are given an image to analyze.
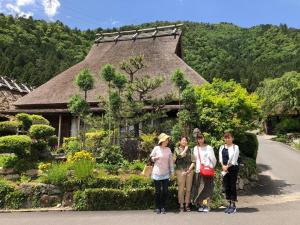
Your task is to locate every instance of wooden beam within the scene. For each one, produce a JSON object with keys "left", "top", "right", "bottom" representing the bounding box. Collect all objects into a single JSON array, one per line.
[{"left": 57, "top": 114, "right": 62, "bottom": 148}]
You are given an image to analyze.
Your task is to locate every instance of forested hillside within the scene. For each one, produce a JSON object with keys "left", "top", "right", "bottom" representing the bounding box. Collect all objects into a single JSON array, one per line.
[{"left": 1, "top": 14, "right": 299, "bottom": 91}]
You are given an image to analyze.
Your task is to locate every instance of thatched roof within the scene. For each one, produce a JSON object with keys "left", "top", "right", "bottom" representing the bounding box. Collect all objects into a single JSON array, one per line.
[
  {"left": 0, "top": 76, "right": 32, "bottom": 111},
  {"left": 14, "top": 25, "right": 206, "bottom": 109}
]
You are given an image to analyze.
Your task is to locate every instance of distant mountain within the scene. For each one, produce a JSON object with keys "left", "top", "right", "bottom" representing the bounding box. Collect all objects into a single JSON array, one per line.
[{"left": 1, "top": 15, "right": 299, "bottom": 91}]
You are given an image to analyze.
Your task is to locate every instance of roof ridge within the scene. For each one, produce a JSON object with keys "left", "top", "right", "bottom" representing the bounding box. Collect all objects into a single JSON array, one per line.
[
  {"left": 0, "top": 76, "right": 33, "bottom": 93},
  {"left": 95, "top": 24, "right": 183, "bottom": 43}
]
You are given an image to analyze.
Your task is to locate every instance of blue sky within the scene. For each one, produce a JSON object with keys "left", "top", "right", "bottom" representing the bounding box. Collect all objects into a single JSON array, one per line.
[{"left": 0, "top": 0, "right": 300, "bottom": 30}]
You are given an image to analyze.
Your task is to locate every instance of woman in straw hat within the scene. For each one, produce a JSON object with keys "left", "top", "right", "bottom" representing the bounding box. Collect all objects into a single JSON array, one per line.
[{"left": 150, "top": 133, "right": 174, "bottom": 214}]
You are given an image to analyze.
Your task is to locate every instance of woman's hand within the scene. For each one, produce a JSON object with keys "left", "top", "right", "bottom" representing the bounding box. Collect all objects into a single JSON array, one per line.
[{"left": 222, "top": 165, "right": 229, "bottom": 172}]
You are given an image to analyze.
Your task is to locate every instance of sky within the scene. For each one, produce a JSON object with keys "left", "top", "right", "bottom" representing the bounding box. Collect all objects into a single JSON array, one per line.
[{"left": 0, "top": 0, "right": 299, "bottom": 30}]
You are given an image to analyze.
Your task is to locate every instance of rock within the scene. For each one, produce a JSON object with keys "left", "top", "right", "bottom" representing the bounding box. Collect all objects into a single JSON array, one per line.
[
  {"left": 26, "top": 169, "right": 41, "bottom": 178},
  {"left": 238, "top": 178, "right": 244, "bottom": 190},
  {"left": 243, "top": 178, "right": 250, "bottom": 185},
  {"left": 19, "top": 183, "right": 36, "bottom": 195},
  {"left": 250, "top": 174, "right": 259, "bottom": 181},
  {"left": 56, "top": 203, "right": 62, "bottom": 208},
  {"left": 0, "top": 167, "right": 15, "bottom": 175},
  {"left": 5, "top": 174, "right": 20, "bottom": 180},
  {"left": 62, "top": 192, "right": 73, "bottom": 207},
  {"left": 40, "top": 194, "right": 61, "bottom": 207}
]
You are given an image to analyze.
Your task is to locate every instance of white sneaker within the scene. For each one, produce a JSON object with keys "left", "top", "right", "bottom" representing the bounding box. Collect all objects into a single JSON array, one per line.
[
  {"left": 198, "top": 206, "right": 204, "bottom": 212},
  {"left": 203, "top": 206, "right": 210, "bottom": 213}
]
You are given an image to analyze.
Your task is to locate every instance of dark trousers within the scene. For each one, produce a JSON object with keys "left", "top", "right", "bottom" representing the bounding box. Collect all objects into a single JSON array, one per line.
[
  {"left": 154, "top": 179, "right": 169, "bottom": 209},
  {"left": 223, "top": 165, "right": 239, "bottom": 202}
]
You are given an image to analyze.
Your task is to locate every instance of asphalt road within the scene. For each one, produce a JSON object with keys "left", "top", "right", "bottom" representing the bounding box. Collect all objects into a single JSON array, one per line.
[{"left": 2, "top": 136, "right": 300, "bottom": 225}]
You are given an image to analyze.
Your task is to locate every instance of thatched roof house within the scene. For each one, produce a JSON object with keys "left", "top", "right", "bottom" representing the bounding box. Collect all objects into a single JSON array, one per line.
[
  {"left": 9, "top": 24, "right": 206, "bottom": 141},
  {"left": 0, "top": 76, "right": 32, "bottom": 121}
]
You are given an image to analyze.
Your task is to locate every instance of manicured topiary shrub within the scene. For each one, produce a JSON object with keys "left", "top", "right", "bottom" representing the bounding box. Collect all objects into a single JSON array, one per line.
[
  {"left": 30, "top": 115, "right": 50, "bottom": 125},
  {"left": 235, "top": 132, "right": 259, "bottom": 159},
  {"left": 0, "top": 135, "right": 31, "bottom": 157},
  {"left": 0, "top": 154, "right": 19, "bottom": 168},
  {"left": 29, "top": 124, "right": 55, "bottom": 140},
  {"left": 0, "top": 121, "right": 19, "bottom": 136},
  {"left": 73, "top": 187, "right": 178, "bottom": 211},
  {"left": 48, "top": 135, "right": 58, "bottom": 149},
  {"left": 16, "top": 113, "right": 32, "bottom": 131},
  {"left": 99, "top": 145, "right": 124, "bottom": 165}
]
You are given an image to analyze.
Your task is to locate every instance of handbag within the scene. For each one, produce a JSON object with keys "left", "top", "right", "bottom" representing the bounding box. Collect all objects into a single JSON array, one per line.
[
  {"left": 197, "top": 146, "right": 215, "bottom": 177},
  {"left": 141, "top": 165, "right": 153, "bottom": 177}
]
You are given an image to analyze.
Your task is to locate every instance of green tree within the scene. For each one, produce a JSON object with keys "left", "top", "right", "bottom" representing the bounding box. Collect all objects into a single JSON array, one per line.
[{"left": 257, "top": 71, "right": 300, "bottom": 116}]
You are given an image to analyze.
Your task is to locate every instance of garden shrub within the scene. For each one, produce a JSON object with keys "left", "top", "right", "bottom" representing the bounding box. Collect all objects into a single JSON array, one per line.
[
  {"left": 0, "top": 154, "right": 18, "bottom": 168},
  {"left": 4, "top": 189, "right": 27, "bottom": 209},
  {"left": 38, "top": 162, "right": 51, "bottom": 171},
  {"left": 99, "top": 145, "right": 124, "bottom": 165},
  {"left": 138, "top": 133, "right": 156, "bottom": 161},
  {"left": 275, "top": 118, "right": 300, "bottom": 134},
  {"left": 85, "top": 130, "right": 107, "bottom": 151},
  {"left": 29, "top": 124, "right": 55, "bottom": 140},
  {"left": 30, "top": 115, "right": 50, "bottom": 125},
  {"left": 71, "top": 159, "right": 96, "bottom": 181},
  {"left": 41, "top": 163, "right": 69, "bottom": 185},
  {"left": 235, "top": 132, "right": 259, "bottom": 160},
  {"left": 16, "top": 113, "right": 32, "bottom": 131},
  {"left": 128, "top": 160, "right": 145, "bottom": 172},
  {"left": 0, "top": 121, "right": 19, "bottom": 136},
  {"left": 123, "top": 174, "right": 152, "bottom": 189},
  {"left": 48, "top": 135, "right": 58, "bottom": 149},
  {"left": 73, "top": 187, "right": 178, "bottom": 211},
  {"left": 0, "top": 135, "right": 31, "bottom": 157},
  {"left": 0, "top": 178, "right": 15, "bottom": 208},
  {"left": 67, "top": 150, "right": 95, "bottom": 163}
]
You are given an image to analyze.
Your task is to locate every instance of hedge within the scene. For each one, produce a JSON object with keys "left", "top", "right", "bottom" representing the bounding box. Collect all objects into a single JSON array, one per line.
[
  {"left": 0, "top": 121, "right": 19, "bottom": 136},
  {"left": 236, "top": 132, "right": 259, "bottom": 160},
  {"left": 73, "top": 187, "right": 178, "bottom": 210},
  {"left": 16, "top": 113, "right": 32, "bottom": 131},
  {"left": 30, "top": 115, "right": 50, "bottom": 125},
  {"left": 0, "top": 178, "right": 15, "bottom": 208},
  {"left": 29, "top": 124, "right": 55, "bottom": 140},
  {"left": 0, "top": 135, "right": 31, "bottom": 157}
]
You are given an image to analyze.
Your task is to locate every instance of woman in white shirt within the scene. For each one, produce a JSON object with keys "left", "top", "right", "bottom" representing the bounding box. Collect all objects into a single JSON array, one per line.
[
  {"left": 187, "top": 133, "right": 216, "bottom": 212},
  {"left": 219, "top": 131, "right": 240, "bottom": 214}
]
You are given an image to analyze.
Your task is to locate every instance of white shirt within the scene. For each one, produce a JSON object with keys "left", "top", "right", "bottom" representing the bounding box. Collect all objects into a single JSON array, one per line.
[
  {"left": 219, "top": 144, "right": 240, "bottom": 166},
  {"left": 193, "top": 145, "right": 217, "bottom": 173}
]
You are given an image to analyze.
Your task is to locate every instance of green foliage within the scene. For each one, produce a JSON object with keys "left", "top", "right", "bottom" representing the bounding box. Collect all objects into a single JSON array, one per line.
[
  {"left": 70, "top": 159, "right": 96, "bottom": 181},
  {"left": 235, "top": 133, "right": 259, "bottom": 159},
  {"left": 275, "top": 118, "right": 300, "bottom": 134},
  {"left": 112, "top": 72, "right": 127, "bottom": 91},
  {"left": 48, "top": 135, "right": 58, "bottom": 149},
  {"left": 99, "top": 145, "right": 124, "bottom": 165},
  {"left": 109, "top": 91, "right": 122, "bottom": 115},
  {"left": 127, "top": 160, "right": 145, "bottom": 172},
  {"left": 75, "top": 68, "right": 94, "bottom": 92},
  {"left": 239, "top": 157, "right": 257, "bottom": 178},
  {"left": 85, "top": 130, "right": 107, "bottom": 151},
  {"left": 16, "top": 113, "right": 32, "bottom": 131},
  {"left": 0, "top": 135, "right": 31, "bottom": 157},
  {"left": 139, "top": 133, "right": 156, "bottom": 161},
  {"left": 0, "top": 154, "right": 18, "bottom": 169},
  {"left": 30, "top": 115, "right": 50, "bottom": 125},
  {"left": 68, "top": 94, "right": 90, "bottom": 117},
  {"left": 29, "top": 124, "right": 55, "bottom": 140},
  {"left": 100, "top": 64, "right": 116, "bottom": 86},
  {"left": 66, "top": 140, "right": 81, "bottom": 154},
  {"left": 0, "top": 121, "right": 19, "bottom": 136},
  {"left": 4, "top": 190, "right": 27, "bottom": 209},
  {"left": 0, "top": 15, "right": 94, "bottom": 87},
  {"left": 41, "top": 163, "right": 69, "bottom": 185},
  {"left": 171, "top": 69, "right": 189, "bottom": 91},
  {"left": 194, "top": 79, "right": 262, "bottom": 138},
  {"left": 257, "top": 71, "right": 300, "bottom": 116},
  {"left": 0, "top": 178, "right": 15, "bottom": 208}
]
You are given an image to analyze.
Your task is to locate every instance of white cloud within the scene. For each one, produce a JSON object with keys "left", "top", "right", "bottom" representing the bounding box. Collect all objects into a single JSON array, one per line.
[
  {"left": 17, "top": 0, "right": 35, "bottom": 7},
  {"left": 5, "top": 0, "right": 34, "bottom": 18},
  {"left": 42, "top": 0, "right": 60, "bottom": 18}
]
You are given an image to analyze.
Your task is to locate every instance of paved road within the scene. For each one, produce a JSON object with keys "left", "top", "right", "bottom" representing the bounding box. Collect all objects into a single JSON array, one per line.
[
  {"left": 2, "top": 136, "right": 300, "bottom": 225},
  {"left": 254, "top": 135, "right": 300, "bottom": 195}
]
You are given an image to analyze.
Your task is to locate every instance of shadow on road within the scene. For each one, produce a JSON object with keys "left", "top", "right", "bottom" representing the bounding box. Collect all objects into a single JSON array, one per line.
[
  {"left": 244, "top": 163, "right": 293, "bottom": 197},
  {"left": 213, "top": 207, "right": 259, "bottom": 213}
]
